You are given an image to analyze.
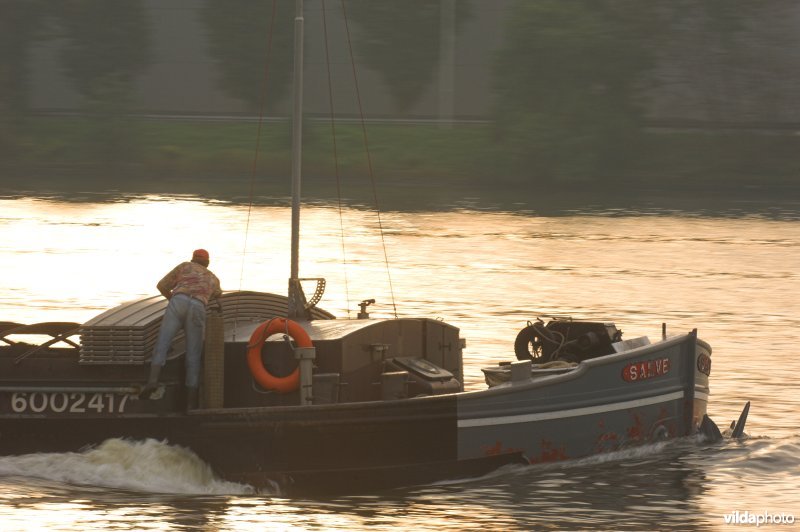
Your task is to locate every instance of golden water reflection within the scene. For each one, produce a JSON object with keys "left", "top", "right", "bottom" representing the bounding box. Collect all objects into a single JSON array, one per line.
[{"left": 1, "top": 195, "right": 799, "bottom": 529}]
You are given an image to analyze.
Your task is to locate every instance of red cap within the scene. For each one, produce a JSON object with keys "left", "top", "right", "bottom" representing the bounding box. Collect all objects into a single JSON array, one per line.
[{"left": 192, "top": 249, "right": 210, "bottom": 261}]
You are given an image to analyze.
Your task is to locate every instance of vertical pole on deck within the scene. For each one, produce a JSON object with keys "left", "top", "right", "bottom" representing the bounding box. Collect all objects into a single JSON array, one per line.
[{"left": 288, "top": 0, "right": 305, "bottom": 319}]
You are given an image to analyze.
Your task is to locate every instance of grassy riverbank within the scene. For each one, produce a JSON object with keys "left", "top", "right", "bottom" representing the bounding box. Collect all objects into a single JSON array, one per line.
[
  {"left": 7, "top": 116, "right": 499, "bottom": 181},
  {"left": 2, "top": 116, "right": 798, "bottom": 200}
]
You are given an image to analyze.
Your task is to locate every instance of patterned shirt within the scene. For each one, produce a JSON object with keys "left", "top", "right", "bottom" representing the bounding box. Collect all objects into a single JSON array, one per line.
[{"left": 157, "top": 261, "right": 221, "bottom": 306}]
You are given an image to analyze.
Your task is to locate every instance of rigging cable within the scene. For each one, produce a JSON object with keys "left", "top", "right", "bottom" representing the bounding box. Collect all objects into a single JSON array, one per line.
[
  {"left": 321, "top": 0, "right": 352, "bottom": 318},
  {"left": 236, "top": 0, "right": 278, "bottom": 326},
  {"left": 339, "top": 0, "right": 399, "bottom": 319}
]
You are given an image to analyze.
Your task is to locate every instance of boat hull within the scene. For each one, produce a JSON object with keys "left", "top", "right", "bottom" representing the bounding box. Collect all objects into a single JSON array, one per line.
[
  {"left": 457, "top": 332, "right": 708, "bottom": 464},
  {"left": 0, "top": 331, "right": 708, "bottom": 495}
]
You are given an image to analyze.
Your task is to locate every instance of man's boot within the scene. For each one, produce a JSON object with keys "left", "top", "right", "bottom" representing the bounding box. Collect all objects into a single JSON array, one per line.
[
  {"left": 186, "top": 386, "right": 199, "bottom": 412},
  {"left": 138, "top": 364, "right": 161, "bottom": 400}
]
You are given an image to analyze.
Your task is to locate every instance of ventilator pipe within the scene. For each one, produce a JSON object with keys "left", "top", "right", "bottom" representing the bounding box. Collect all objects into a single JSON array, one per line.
[{"left": 358, "top": 299, "right": 375, "bottom": 319}]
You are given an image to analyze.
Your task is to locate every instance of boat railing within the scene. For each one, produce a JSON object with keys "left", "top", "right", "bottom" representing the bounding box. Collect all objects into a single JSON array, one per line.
[{"left": 0, "top": 322, "right": 81, "bottom": 364}]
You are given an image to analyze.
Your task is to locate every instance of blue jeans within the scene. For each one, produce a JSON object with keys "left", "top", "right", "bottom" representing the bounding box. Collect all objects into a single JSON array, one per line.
[{"left": 151, "top": 293, "right": 206, "bottom": 388}]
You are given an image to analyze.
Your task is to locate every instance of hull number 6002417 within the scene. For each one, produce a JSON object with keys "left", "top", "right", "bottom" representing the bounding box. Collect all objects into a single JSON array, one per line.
[{"left": 4, "top": 392, "right": 130, "bottom": 415}]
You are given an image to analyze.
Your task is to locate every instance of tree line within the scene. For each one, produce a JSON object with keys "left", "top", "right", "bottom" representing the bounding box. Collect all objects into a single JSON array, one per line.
[{"left": 0, "top": 1, "right": 795, "bottom": 189}]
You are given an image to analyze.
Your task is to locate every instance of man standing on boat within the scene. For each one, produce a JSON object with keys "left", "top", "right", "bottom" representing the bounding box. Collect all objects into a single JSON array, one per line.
[{"left": 140, "top": 249, "right": 222, "bottom": 410}]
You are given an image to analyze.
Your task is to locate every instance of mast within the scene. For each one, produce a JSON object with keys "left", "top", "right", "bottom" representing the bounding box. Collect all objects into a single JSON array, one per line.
[{"left": 288, "top": 0, "right": 305, "bottom": 319}]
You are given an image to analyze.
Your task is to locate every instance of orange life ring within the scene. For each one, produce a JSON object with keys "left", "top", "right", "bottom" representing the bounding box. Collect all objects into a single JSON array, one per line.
[{"left": 247, "top": 317, "right": 312, "bottom": 393}]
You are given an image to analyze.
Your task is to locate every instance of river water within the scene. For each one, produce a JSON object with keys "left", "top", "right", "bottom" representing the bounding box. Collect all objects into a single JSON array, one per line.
[{"left": 0, "top": 190, "right": 798, "bottom": 530}]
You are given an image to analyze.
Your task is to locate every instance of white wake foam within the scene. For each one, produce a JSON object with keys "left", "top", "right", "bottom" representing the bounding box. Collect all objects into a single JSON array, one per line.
[{"left": 0, "top": 438, "right": 256, "bottom": 495}]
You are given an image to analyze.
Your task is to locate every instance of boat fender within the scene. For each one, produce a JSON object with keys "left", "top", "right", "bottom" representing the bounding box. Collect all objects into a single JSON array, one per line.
[{"left": 247, "top": 317, "right": 312, "bottom": 393}]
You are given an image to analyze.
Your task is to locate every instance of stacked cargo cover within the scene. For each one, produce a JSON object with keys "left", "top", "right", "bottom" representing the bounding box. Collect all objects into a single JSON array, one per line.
[{"left": 78, "top": 291, "right": 334, "bottom": 365}]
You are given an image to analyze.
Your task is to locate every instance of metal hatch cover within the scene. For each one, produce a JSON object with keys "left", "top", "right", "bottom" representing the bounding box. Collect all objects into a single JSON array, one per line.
[{"left": 391, "top": 356, "right": 454, "bottom": 382}]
